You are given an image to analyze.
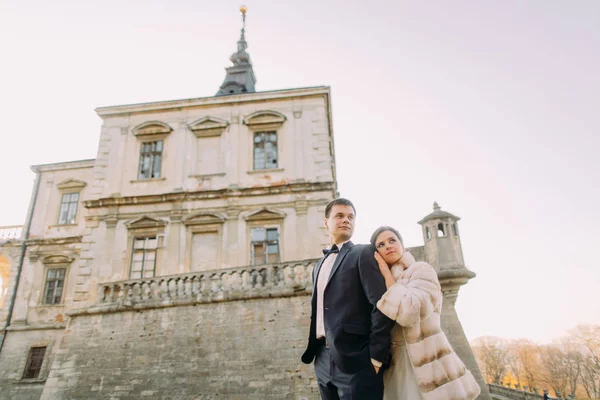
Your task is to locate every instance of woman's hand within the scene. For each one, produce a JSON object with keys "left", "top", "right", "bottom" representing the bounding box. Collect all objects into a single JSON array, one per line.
[
  {"left": 375, "top": 252, "right": 396, "bottom": 289},
  {"left": 374, "top": 251, "right": 389, "bottom": 273}
]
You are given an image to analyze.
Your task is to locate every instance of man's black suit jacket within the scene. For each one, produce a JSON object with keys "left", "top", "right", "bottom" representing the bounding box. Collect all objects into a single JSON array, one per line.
[{"left": 301, "top": 241, "right": 395, "bottom": 374}]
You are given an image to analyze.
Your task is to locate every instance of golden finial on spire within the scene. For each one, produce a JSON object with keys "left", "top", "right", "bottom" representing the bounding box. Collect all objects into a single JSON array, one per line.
[{"left": 240, "top": 6, "right": 247, "bottom": 32}]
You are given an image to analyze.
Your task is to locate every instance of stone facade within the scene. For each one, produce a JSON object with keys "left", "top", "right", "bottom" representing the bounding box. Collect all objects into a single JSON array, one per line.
[{"left": 0, "top": 86, "right": 339, "bottom": 400}]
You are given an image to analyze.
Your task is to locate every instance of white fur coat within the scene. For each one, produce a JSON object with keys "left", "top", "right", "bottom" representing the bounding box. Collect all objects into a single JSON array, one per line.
[{"left": 376, "top": 251, "right": 481, "bottom": 400}]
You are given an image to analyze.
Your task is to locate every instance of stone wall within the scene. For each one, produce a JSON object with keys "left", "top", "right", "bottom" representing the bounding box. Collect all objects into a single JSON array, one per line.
[
  {"left": 488, "top": 383, "right": 544, "bottom": 400},
  {"left": 41, "top": 296, "right": 318, "bottom": 400},
  {"left": 0, "top": 327, "right": 63, "bottom": 400}
]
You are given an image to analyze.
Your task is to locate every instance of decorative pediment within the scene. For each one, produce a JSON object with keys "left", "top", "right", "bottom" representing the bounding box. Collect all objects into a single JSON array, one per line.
[
  {"left": 57, "top": 179, "right": 87, "bottom": 191},
  {"left": 183, "top": 213, "right": 225, "bottom": 226},
  {"left": 243, "top": 110, "right": 287, "bottom": 130},
  {"left": 125, "top": 216, "right": 168, "bottom": 229},
  {"left": 188, "top": 117, "right": 229, "bottom": 138},
  {"left": 244, "top": 208, "right": 286, "bottom": 222},
  {"left": 132, "top": 121, "right": 173, "bottom": 137},
  {"left": 42, "top": 255, "right": 74, "bottom": 265}
]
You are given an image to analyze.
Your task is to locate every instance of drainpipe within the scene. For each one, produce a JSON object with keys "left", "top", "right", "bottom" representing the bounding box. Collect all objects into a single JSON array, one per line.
[{"left": 0, "top": 167, "right": 41, "bottom": 355}]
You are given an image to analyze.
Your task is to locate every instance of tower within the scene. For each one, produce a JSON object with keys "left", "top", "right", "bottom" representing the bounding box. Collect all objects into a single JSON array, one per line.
[
  {"left": 419, "top": 201, "right": 465, "bottom": 270},
  {"left": 216, "top": 6, "right": 257, "bottom": 96},
  {"left": 419, "top": 202, "right": 491, "bottom": 399}
]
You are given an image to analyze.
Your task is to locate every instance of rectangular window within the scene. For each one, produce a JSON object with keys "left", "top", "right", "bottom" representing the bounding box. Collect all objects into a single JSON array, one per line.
[
  {"left": 43, "top": 268, "right": 66, "bottom": 305},
  {"left": 22, "top": 347, "right": 46, "bottom": 379},
  {"left": 250, "top": 227, "right": 280, "bottom": 265},
  {"left": 130, "top": 237, "right": 157, "bottom": 279},
  {"left": 138, "top": 140, "right": 163, "bottom": 179},
  {"left": 253, "top": 132, "right": 278, "bottom": 170},
  {"left": 58, "top": 193, "right": 79, "bottom": 225}
]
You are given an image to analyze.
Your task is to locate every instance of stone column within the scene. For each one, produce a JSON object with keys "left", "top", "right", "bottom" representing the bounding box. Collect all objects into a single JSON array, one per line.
[
  {"left": 224, "top": 206, "right": 241, "bottom": 268},
  {"left": 439, "top": 271, "right": 491, "bottom": 400},
  {"left": 294, "top": 199, "right": 309, "bottom": 261}
]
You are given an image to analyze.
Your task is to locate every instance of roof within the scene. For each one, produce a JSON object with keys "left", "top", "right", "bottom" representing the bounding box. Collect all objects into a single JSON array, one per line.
[{"left": 418, "top": 202, "right": 460, "bottom": 224}]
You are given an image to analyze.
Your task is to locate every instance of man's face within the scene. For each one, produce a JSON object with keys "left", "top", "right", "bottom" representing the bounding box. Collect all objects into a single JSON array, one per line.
[{"left": 324, "top": 204, "right": 355, "bottom": 244}]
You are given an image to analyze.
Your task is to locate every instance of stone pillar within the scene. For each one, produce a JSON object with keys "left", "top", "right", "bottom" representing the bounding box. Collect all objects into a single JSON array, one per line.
[
  {"left": 168, "top": 216, "right": 185, "bottom": 275},
  {"left": 294, "top": 199, "right": 309, "bottom": 261},
  {"left": 440, "top": 275, "right": 491, "bottom": 400},
  {"left": 224, "top": 207, "right": 241, "bottom": 268}
]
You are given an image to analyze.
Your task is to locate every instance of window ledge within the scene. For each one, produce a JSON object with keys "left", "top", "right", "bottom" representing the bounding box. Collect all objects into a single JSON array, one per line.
[
  {"left": 189, "top": 173, "right": 226, "bottom": 178},
  {"left": 34, "top": 304, "right": 65, "bottom": 308},
  {"left": 13, "top": 378, "right": 46, "bottom": 385},
  {"left": 130, "top": 177, "right": 166, "bottom": 183},
  {"left": 247, "top": 168, "right": 284, "bottom": 175},
  {"left": 7, "top": 323, "right": 66, "bottom": 332},
  {"left": 50, "top": 224, "right": 78, "bottom": 228}
]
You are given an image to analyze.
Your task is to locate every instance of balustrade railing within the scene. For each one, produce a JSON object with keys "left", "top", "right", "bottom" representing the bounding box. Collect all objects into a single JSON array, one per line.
[
  {"left": 0, "top": 225, "right": 23, "bottom": 240},
  {"left": 96, "top": 259, "right": 317, "bottom": 309}
]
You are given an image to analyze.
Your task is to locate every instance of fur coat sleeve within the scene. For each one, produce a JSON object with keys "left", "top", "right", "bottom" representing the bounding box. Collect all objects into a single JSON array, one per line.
[{"left": 376, "top": 252, "right": 442, "bottom": 328}]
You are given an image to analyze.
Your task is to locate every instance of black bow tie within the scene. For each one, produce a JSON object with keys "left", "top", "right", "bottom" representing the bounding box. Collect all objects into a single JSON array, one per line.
[{"left": 322, "top": 245, "right": 340, "bottom": 256}]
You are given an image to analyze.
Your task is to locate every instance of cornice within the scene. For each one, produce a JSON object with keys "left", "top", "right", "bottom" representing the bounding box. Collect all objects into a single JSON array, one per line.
[
  {"left": 31, "top": 159, "right": 95, "bottom": 173},
  {"left": 95, "top": 86, "right": 330, "bottom": 117},
  {"left": 26, "top": 236, "right": 83, "bottom": 246},
  {"left": 84, "top": 181, "right": 336, "bottom": 209}
]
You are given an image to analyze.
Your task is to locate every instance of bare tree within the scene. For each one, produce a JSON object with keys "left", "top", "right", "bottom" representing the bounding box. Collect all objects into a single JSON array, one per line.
[
  {"left": 564, "top": 347, "right": 582, "bottom": 397},
  {"left": 473, "top": 337, "right": 510, "bottom": 384},
  {"left": 571, "top": 325, "right": 600, "bottom": 399},
  {"left": 540, "top": 345, "right": 569, "bottom": 396},
  {"left": 508, "top": 349, "right": 522, "bottom": 386},
  {"left": 512, "top": 339, "right": 541, "bottom": 390}
]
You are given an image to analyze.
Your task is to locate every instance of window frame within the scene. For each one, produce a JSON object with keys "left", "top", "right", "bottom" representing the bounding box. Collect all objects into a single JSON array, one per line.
[
  {"left": 250, "top": 226, "right": 281, "bottom": 266},
  {"left": 137, "top": 140, "right": 164, "bottom": 180},
  {"left": 129, "top": 236, "right": 158, "bottom": 279},
  {"left": 42, "top": 267, "right": 67, "bottom": 305},
  {"left": 57, "top": 192, "right": 80, "bottom": 225},
  {"left": 22, "top": 346, "right": 47, "bottom": 380},
  {"left": 243, "top": 110, "right": 287, "bottom": 173},
  {"left": 253, "top": 131, "right": 278, "bottom": 171},
  {"left": 124, "top": 217, "right": 167, "bottom": 280}
]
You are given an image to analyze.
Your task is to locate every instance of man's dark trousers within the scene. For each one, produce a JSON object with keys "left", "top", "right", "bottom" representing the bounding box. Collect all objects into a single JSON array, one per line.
[{"left": 314, "top": 345, "right": 384, "bottom": 399}]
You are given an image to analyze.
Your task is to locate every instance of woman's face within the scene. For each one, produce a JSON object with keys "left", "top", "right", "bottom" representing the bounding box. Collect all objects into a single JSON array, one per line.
[{"left": 375, "top": 230, "right": 404, "bottom": 265}]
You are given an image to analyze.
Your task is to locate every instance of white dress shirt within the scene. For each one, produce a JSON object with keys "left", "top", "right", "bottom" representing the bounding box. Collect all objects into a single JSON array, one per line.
[{"left": 316, "top": 242, "right": 345, "bottom": 339}]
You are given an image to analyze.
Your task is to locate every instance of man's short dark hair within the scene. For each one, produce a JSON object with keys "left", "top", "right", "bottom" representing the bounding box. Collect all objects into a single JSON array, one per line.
[
  {"left": 325, "top": 198, "right": 356, "bottom": 218},
  {"left": 370, "top": 226, "right": 404, "bottom": 247}
]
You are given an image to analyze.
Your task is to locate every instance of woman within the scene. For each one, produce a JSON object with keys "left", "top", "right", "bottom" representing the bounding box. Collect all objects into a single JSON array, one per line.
[{"left": 371, "top": 226, "right": 480, "bottom": 400}]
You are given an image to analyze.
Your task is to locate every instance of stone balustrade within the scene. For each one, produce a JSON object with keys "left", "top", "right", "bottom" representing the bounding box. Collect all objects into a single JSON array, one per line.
[
  {"left": 488, "top": 384, "right": 543, "bottom": 400},
  {"left": 488, "top": 384, "right": 575, "bottom": 400},
  {"left": 89, "top": 259, "right": 317, "bottom": 313},
  {"left": 0, "top": 225, "right": 23, "bottom": 240}
]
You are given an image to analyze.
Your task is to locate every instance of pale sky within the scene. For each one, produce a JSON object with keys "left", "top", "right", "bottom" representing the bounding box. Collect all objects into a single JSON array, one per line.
[{"left": 1, "top": 0, "right": 599, "bottom": 343}]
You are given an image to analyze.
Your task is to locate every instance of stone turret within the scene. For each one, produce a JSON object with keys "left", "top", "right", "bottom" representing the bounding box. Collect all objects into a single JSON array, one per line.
[
  {"left": 419, "top": 201, "right": 466, "bottom": 270},
  {"left": 419, "top": 202, "right": 491, "bottom": 400}
]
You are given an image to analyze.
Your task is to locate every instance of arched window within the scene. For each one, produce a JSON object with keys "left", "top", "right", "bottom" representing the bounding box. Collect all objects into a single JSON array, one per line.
[
  {"left": 453, "top": 223, "right": 459, "bottom": 237},
  {"left": 437, "top": 223, "right": 446, "bottom": 237},
  {"left": 426, "top": 227, "right": 432, "bottom": 240}
]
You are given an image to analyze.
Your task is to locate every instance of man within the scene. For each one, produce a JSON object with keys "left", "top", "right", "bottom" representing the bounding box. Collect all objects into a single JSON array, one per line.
[{"left": 301, "top": 198, "right": 395, "bottom": 399}]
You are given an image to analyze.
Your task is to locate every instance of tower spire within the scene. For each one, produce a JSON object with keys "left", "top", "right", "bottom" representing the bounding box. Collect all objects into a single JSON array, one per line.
[{"left": 216, "top": 6, "right": 257, "bottom": 96}]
